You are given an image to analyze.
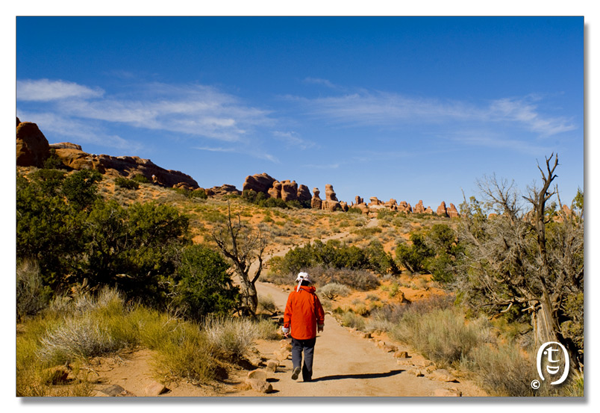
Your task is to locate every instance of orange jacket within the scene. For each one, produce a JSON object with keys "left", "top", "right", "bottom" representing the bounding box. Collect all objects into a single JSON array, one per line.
[{"left": 284, "top": 286, "right": 325, "bottom": 340}]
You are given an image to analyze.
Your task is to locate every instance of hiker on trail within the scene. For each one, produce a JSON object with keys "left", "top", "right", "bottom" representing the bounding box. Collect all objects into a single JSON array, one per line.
[{"left": 282, "top": 272, "right": 325, "bottom": 382}]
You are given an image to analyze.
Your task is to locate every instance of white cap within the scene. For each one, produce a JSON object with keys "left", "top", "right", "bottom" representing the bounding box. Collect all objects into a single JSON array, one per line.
[
  {"left": 296, "top": 272, "right": 312, "bottom": 291},
  {"left": 296, "top": 272, "right": 311, "bottom": 283}
]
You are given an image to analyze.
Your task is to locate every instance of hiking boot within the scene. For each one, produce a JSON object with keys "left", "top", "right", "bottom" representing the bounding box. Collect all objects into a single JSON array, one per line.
[{"left": 291, "top": 367, "right": 301, "bottom": 380}]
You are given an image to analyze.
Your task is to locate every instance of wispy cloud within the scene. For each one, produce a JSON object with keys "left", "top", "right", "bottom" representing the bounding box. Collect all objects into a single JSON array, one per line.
[
  {"left": 291, "top": 89, "right": 577, "bottom": 138},
  {"left": 17, "top": 79, "right": 104, "bottom": 101},
  {"left": 449, "top": 130, "right": 552, "bottom": 156},
  {"left": 16, "top": 110, "right": 142, "bottom": 152},
  {"left": 273, "top": 131, "right": 316, "bottom": 150},
  {"left": 303, "top": 77, "right": 338, "bottom": 89},
  {"left": 17, "top": 79, "right": 275, "bottom": 144},
  {"left": 195, "top": 145, "right": 279, "bottom": 163}
]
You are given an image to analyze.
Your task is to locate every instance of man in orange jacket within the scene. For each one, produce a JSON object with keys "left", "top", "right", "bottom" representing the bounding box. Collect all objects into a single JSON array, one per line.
[{"left": 282, "top": 272, "right": 325, "bottom": 382}]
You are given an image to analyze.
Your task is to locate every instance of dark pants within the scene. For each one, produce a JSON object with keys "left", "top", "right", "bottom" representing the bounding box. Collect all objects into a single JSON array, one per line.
[{"left": 291, "top": 337, "right": 316, "bottom": 381}]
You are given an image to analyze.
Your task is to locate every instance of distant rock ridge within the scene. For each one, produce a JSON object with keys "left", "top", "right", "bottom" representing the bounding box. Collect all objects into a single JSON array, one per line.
[{"left": 16, "top": 118, "right": 199, "bottom": 190}]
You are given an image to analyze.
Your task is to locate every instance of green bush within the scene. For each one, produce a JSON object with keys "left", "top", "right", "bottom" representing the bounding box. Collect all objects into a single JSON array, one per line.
[
  {"left": 395, "top": 233, "right": 434, "bottom": 274},
  {"left": 173, "top": 245, "right": 239, "bottom": 319},
  {"left": 62, "top": 169, "right": 103, "bottom": 211},
  {"left": 115, "top": 177, "right": 140, "bottom": 190},
  {"left": 131, "top": 174, "right": 151, "bottom": 184}
]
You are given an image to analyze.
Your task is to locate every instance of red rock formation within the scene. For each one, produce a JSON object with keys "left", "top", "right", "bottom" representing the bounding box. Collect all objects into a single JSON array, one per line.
[
  {"left": 297, "top": 184, "right": 312, "bottom": 202},
  {"left": 340, "top": 201, "right": 349, "bottom": 212},
  {"left": 268, "top": 181, "right": 282, "bottom": 199},
  {"left": 424, "top": 206, "right": 434, "bottom": 215},
  {"left": 206, "top": 184, "right": 242, "bottom": 197},
  {"left": 325, "top": 184, "right": 338, "bottom": 202},
  {"left": 280, "top": 180, "right": 298, "bottom": 202},
  {"left": 16, "top": 120, "right": 50, "bottom": 167},
  {"left": 242, "top": 173, "right": 276, "bottom": 195},
  {"left": 398, "top": 201, "right": 412, "bottom": 213},
  {"left": 436, "top": 202, "right": 449, "bottom": 217},
  {"left": 311, "top": 187, "right": 322, "bottom": 209},
  {"left": 369, "top": 197, "right": 382, "bottom": 206},
  {"left": 447, "top": 203, "right": 460, "bottom": 218},
  {"left": 355, "top": 196, "right": 364, "bottom": 205},
  {"left": 414, "top": 200, "right": 425, "bottom": 214}
]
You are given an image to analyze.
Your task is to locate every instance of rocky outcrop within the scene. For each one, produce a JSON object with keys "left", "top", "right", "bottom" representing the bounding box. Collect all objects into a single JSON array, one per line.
[
  {"left": 16, "top": 118, "right": 200, "bottom": 189},
  {"left": 16, "top": 120, "right": 50, "bottom": 167},
  {"left": 268, "top": 181, "right": 282, "bottom": 199},
  {"left": 297, "top": 184, "right": 312, "bottom": 202},
  {"left": 205, "top": 184, "right": 242, "bottom": 197},
  {"left": 398, "top": 201, "right": 412, "bottom": 213},
  {"left": 355, "top": 196, "right": 364, "bottom": 205},
  {"left": 311, "top": 187, "right": 323, "bottom": 209},
  {"left": 325, "top": 184, "right": 338, "bottom": 202},
  {"left": 447, "top": 203, "right": 460, "bottom": 218},
  {"left": 242, "top": 173, "right": 277, "bottom": 195},
  {"left": 413, "top": 200, "right": 426, "bottom": 214},
  {"left": 436, "top": 202, "right": 448, "bottom": 217},
  {"left": 280, "top": 180, "right": 298, "bottom": 202},
  {"left": 53, "top": 147, "right": 199, "bottom": 189}
]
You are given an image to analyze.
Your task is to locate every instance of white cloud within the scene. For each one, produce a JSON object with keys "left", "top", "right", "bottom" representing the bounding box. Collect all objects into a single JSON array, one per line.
[
  {"left": 17, "top": 80, "right": 276, "bottom": 144},
  {"left": 195, "top": 145, "right": 279, "bottom": 163},
  {"left": 273, "top": 131, "right": 316, "bottom": 150},
  {"left": 17, "top": 79, "right": 104, "bottom": 101},
  {"left": 17, "top": 110, "right": 142, "bottom": 152},
  {"left": 303, "top": 77, "right": 337, "bottom": 89},
  {"left": 293, "top": 89, "right": 577, "bottom": 138}
]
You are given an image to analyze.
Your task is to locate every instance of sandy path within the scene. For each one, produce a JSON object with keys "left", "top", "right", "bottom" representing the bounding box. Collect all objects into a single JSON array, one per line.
[{"left": 235, "top": 281, "right": 486, "bottom": 397}]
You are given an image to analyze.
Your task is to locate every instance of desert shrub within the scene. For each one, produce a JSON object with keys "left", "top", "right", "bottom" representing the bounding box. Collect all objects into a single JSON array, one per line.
[
  {"left": 152, "top": 321, "right": 218, "bottom": 384},
  {"left": 255, "top": 318, "right": 280, "bottom": 340},
  {"left": 347, "top": 207, "right": 363, "bottom": 214},
  {"left": 364, "top": 240, "right": 398, "bottom": 275},
  {"left": 115, "top": 176, "right": 140, "bottom": 190},
  {"left": 257, "top": 295, "right": 278, "bottom": 315},
  {"left": 37, "top": 314, "right": 125, "bottom": 365},
  {"left": 42, "top": 149, "right": 66, "bottom": 170},
  {"left": 308, "top": 266, "right": 380, "bottom": 291},
  {"left": 172, "top": 245, "right": 239, "bottom": 320},
  {"left": 460, "top": 342, "right": 536, "bottom": 396},
  {"left": 340, "top": 312, "right": 366, "bottom": 330},
  {"left": 62, "top": 169, "right": 103, "bottom": 211},
  {"left": 205, "top": 316, "right": 259, "bottom": 360},
  {"left": 390, "top": 308, "right": 491, "bottom": 368},
  {"left": 131, "top": 174, "right": 151, "bottom": 184},
  {"left": 16, "top": 260, "right": 51, "bottom": 320},
  {"left": 319, "top": 283, "right": 351, "bottom": 300}
]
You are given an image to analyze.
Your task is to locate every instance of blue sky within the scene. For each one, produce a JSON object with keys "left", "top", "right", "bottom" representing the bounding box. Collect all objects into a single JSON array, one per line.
[{"left": 16, "top": 16, "right": 583, "bottom": 208}]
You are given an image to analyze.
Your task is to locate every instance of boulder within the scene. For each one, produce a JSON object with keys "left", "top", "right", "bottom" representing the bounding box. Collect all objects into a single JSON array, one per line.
[
  {"left": 242, "top": 173, "right": 276, "bottom": 194},
  {"left": 429, "top": 369, "right": 458, "bottom": 382},
  {"left": 266, "top": 360, "right": 279, "bottom": 373},
  {"left": 16, "top": 121, "right": 50, "bottom": 167},
  {"left": 144, "top": 381, "right": 168, "bottom": 396},
  {"left": 98, "top": 384, "right": 136, "bottom": 397},
  {"left": 424, "top": 206, "right": 434, "bottom": 215},
  {"left": 246, "top": 378, "right": 273, "bottom": 393},
  {"left": 394, "top": 351, "right": 410, "bottom": 359}
]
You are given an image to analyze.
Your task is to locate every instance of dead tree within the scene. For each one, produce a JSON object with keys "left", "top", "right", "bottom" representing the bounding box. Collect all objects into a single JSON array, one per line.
[
  {"left": 211, "top": 202, "right": 266, "bottom": 316},
  {"left": 458, "top": 154, "right": 583, "bottom": 368}
]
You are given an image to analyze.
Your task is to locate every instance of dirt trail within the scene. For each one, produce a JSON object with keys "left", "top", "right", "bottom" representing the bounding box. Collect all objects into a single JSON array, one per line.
[
  {"left": 242, "top": 282, "right": 486, "bottom": 397},
  {"left": 239, "top": 219, "right": 487, "bottom": 397}
]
